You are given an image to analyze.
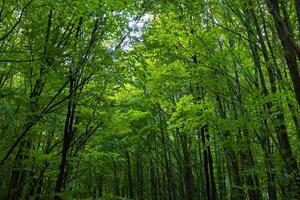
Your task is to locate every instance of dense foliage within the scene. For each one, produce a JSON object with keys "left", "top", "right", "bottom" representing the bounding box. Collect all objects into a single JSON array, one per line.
[{"left": 1, "top": 0, "right": 300, "bottom": 200}]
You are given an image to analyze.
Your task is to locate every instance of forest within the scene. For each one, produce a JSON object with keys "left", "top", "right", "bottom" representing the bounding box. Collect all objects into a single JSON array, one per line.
[{"left": 1, "top": 0, "right": 300, "bottom": 199}]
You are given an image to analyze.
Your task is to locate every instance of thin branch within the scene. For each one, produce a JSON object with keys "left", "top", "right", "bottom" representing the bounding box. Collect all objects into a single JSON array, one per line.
[{"left": 0, "top": 0, "right": 33, "bottom": 41}]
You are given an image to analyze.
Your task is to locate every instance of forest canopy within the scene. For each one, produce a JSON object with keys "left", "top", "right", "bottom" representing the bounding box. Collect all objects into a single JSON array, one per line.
[{"left": 1, "top": 0, "right": 300, "bottom": 200}]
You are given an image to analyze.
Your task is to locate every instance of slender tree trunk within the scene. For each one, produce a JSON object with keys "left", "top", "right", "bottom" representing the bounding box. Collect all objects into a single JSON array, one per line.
[
  {"left": 216, "top": 97, "right": 245, "bottom": 200},
  {"left": 7, "top": 10, "right": 53, "bottom": 199},
  {"left": 158, "top": 106, "right": 175, "bottom": 200},
  {"left": 113, "top": 161, "right": 120, "bottom": 196},
  {"left": 214, "top": 140, "right": 226, "bottom": 200},
  {"left": 125, "top": 151, "right": 134, "bottom": 199},
  {"left": 266, "top": 0, "right": 300, "bottom": 107},
  {"left": 54, "top": 75, "right": 76, "bottom": 200},
  {"left": 150, "top": 159, "right": 158, "bottom": 200},
  {"left": 178, "top": 128, "right": 194, "bottom": 200},
  {"left": 136, "top": 147, "right": 145, "bottom": 200},
  {"left": 200, "top": 126, "right": 217, "bottom": 200},
  {"left": 97, "top": 175, "right": 104, "bottom": 198},
  {"left": 196, "top": 131, "right": 207, "bottom": 200}
]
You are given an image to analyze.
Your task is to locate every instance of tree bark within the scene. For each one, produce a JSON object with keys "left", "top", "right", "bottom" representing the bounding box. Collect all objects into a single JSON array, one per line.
[
  {"left": 266, "top": 0, "right": 300, "bottom": 107},
  {"left": 54, "top": 75, "right": 76, "bottom": 200},
  {"left": 125, "top": 151, "right": 134, "bottom": 199},
  {"left": 178, "top": 128, "right": 194, "bottom": 200}
]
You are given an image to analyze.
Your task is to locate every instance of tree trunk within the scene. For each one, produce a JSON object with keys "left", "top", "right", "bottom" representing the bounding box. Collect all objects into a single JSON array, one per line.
[
  {"left": 136, "top": 147, "right": 145, "bottom": 200},
  {"left": 150, "top": 159, "right": 159, "bottom": 200},
  {"left": 7, "top": 9, "right": 53, "bottom": 200},
  {"left": 178, "top": 128, "right": 194, "bottom": 200},
  {"left": 200, "top": 126, "right": 217, "bottom": 200},
  {"left": 113, "top": 161, "right": 120, "bottom": 196},
  {"left": 54, "top": 75, "right": 76, "bottom": 200},
  {"left": 266, "top": 0, "right": 300, "bottom": 107},
  {"left": 125, "top": 151, "right": 134, "bottom": 199}
]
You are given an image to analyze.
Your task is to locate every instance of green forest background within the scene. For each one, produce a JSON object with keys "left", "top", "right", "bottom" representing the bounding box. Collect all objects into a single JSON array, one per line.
[{"left": 1, "top": 0, "right": 300, "bottom": 199}]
